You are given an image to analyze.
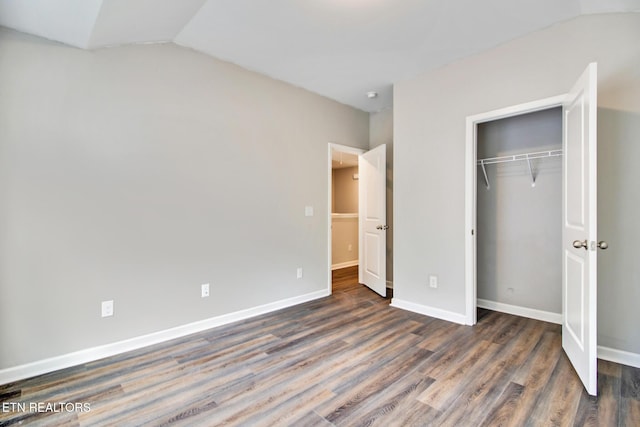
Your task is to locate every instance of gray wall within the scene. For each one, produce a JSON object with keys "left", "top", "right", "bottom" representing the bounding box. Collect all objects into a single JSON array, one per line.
[
  {"left": 0, "top": 29, "right": 369, "bottom": 369},
  {"left": 369, "top": 109, "right": 394, "bottom": 285},
  {"left": 477, "top": 108, "right": 562, "bottom": 313},
  {"left": 598, "top": 107, "right": 640, "bottom": 351},
  {"left": 394, "top": 13, "right": 640, "bottom": 354}
]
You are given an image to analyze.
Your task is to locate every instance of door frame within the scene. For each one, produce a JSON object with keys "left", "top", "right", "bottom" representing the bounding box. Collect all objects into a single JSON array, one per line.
[
  {"left": 464, "top": 94, "right": 566, "bottom": 325},
  {"left": 327, "top": 143, "right": 366, "bottom": 294}
]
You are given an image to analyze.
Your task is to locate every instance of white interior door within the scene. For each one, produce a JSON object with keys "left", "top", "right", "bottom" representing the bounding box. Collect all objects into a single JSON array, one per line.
[
  {"left": 562, "top": 62, "right": 598, "bottom": 396},
  {"left": 359, "top": 144, "right": 387, "bottom": 297}
]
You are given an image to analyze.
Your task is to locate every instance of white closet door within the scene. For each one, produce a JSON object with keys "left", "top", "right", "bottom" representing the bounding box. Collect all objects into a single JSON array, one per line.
[{"left": 562, "top": 62, "right": 598, "bottom": 396}]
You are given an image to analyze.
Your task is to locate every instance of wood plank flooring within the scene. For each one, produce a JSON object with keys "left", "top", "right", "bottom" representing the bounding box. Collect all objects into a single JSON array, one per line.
[{"left": 1, "top": 266, "right": 638, "bottom": 426}]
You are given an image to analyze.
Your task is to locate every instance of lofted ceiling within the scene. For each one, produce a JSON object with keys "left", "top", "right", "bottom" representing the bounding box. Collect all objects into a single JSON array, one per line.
[{"left": 0, "top": 0, "right": 638, "bottom": 112}]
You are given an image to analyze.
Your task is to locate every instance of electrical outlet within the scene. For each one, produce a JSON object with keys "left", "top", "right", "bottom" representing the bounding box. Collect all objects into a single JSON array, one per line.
[
  {"left": 101, "top": 300, "right": 114, "bottom": 317},
  {"left": 348, "top": 244, "right": 352, "bottom": 251},
  {"left": 429, "top": 275, "right": 438, "bottom": 288},
  {"left": 297, "top": 267, "right": 303, "bottom": 279},
  {"left": 201, "top": 283, "right": 210, "bottom": 298},
  {"left": 305, "top": 206, "right": 314, "bottom": 217}
]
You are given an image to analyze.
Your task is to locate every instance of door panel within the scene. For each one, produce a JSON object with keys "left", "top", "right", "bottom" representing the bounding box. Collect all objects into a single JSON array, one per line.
[
  {"left": 565, "top": 91, "right": 586, "bottom": 228},
  {"left": 359, "top": 144, "right": 386, "bottom": 297},
  {"left": 364, "top": 231, "right": 382, "bottom": 278},
  {"left": 565, "top": 252, "right": 585, "bottom": 347},
  {"left": 562, "top": 62, "right": 597, "bottom": 396}
]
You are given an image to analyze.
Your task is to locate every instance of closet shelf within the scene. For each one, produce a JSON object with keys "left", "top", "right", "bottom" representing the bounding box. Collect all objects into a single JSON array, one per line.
[
  {"left": 332, "top": 213, "right": 358, "bottom": 219},
  {"left": 477, "top": 149, "right": 562, "bottom": 189}
]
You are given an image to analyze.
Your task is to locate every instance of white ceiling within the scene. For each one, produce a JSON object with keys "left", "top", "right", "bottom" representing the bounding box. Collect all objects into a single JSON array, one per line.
[{"left": 1, "top": 0, "right": 638, "bottom": 112}]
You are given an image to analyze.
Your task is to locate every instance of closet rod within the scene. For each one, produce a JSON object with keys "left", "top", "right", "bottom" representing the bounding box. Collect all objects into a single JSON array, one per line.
[
  {"left": 477, "top": 149, "right": 562, "bottom": 166},
  {"left": 477, "top": 149, "right": 562, "bottom": 188}
]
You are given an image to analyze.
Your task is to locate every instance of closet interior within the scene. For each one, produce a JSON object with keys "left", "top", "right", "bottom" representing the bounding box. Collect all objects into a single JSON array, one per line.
[
  {"left": 331, "top": 151, "right": 359, "bottom": 270},
  {"left": 476, "top": 107, "right": 563, "bottom": 319}
]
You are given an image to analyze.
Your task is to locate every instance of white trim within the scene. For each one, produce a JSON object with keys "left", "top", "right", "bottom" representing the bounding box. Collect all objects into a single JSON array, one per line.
[
  {"left": 467, "top": 95, "right": 567, "bottom": 124},
  {"left": 391, "top": 298, "right": 467, "bottom": 325},
  {"left": 597, "top": 346, "right": 640, "bottom": 368},
  {"left": 477, "top": 299, "right": 562, "bottom": 324},
  {"left": 331, "top": 260, "right": 358, "bottom": 270},
  {"left": 465, "top": 94, "right": 566, "bottom": 326},
  {"left": 464, "top": 113, "right": 478, "bottom": 325},
  {"left": 328, "top": 142, "right": 366, "bottom": 295},
  {"left": 0, "top": 289, "right": 329, "bottom": 385}
]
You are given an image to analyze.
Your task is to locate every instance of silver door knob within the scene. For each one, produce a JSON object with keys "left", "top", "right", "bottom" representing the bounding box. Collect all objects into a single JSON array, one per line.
[
  {"left": 376, "top": 225, "right": 389, "bottom": 230},
  {"left": 573, "top": 240, "right": 588, "bottom": 250},
  {"left": 598, "top": 241, "right": 608, "bottom": 250}
]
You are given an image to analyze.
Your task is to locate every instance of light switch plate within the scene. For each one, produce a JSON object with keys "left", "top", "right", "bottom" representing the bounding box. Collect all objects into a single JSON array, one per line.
[{"left": 305, "top": 206, "right": 314, "bottom": 217}]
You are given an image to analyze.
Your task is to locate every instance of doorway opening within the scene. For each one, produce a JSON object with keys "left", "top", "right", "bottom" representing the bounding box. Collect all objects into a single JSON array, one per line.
[
  {"left": 465, "top": 95, "right": 566, "bottom": 325},
  {"left": 328, "top": 143, "right": 388, "bottom": 297},
  {"left": 328, "top": 144, "right": 364, "bottom": 294},
  {"left": 476, "top": 107, "right": 563, "bottom": 324}
]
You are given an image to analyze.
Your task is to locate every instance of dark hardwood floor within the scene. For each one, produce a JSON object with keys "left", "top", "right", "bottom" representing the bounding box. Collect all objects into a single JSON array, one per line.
[{"left": 1, "top": 266, "right": 638, "bottom": 426}]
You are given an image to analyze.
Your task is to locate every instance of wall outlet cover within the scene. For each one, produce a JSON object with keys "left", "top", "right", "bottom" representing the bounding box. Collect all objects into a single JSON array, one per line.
[
  {"left": 201, "top": 283, "right": 210, "bottom": 298},
  {"left": 101, "top": 300, "right": 114, "bottom": 317},
  {"left": 429, "top": 275, "right": 438, "bottom": 288}
]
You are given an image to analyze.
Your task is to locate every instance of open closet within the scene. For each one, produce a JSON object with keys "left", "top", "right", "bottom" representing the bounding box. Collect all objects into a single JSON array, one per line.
[
  {"left": 331, "top": 151, "right": 359, "bottom": 271},
  {"left": 476, "top": 107, "right": 563, "bottom": 321}
]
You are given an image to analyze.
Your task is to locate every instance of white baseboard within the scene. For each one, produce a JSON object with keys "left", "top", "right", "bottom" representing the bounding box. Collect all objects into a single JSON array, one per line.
[
  {"left": 0, "top": 289, "right": 330, "bottom": 385},
  {"left": 598, "top": 346, "right": 640, "bottom": 368},
  {"left": 4, "top": 290, "right": 636, "bottom": 386},
  {"left": 390, "top": 298, "right": 467, "bottom": 325},
  {"left": 331, "top": 260, "right": 358, "bottom": 270},
  {"left": 477, "top": 299, "right": 562, "bottom": 324}
]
